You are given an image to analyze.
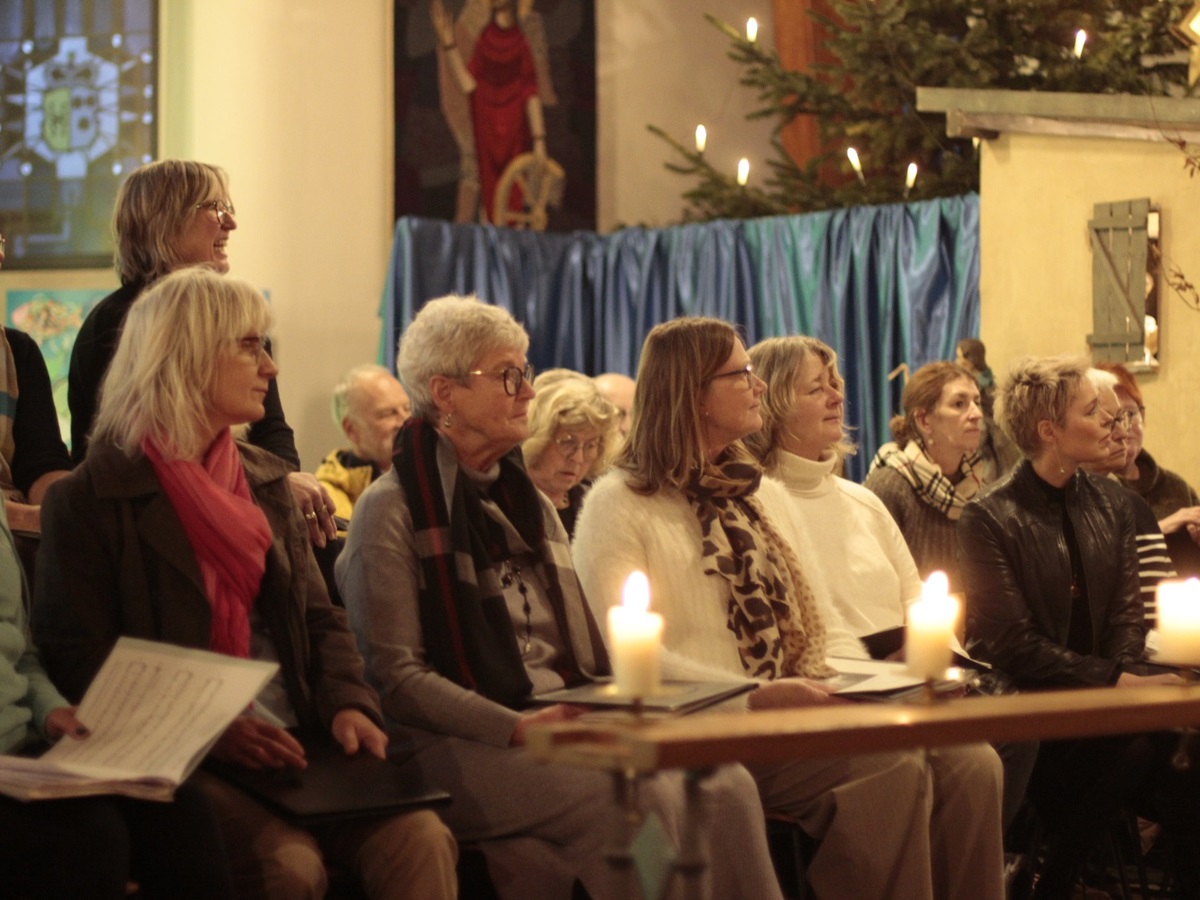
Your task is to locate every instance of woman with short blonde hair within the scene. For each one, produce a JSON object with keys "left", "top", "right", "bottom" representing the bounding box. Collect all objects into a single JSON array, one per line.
[
  {"left": 521, "top": 370, "right": 617, "bottom": 535},
  {"left": 961, "top": 354, "right": 1200, "bottom": 898}
]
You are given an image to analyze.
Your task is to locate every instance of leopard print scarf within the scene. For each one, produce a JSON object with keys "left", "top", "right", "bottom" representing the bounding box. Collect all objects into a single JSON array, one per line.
[{"left": 686, "top": 446, "right": 835, "bottom": 680}]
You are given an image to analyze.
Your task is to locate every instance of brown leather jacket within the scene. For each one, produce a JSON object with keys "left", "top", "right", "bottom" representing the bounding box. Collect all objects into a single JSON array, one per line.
[
  {"left": 960, "top": 460, "right": 1145, "bottom": 689},
  {"left": 33, "top": 440, "right": 382, "bottom": 730}
]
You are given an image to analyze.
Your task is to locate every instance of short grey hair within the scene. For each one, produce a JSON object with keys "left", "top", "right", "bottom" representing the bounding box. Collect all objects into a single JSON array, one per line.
[
  {"left": 331, "top": 364, "right": 395, "bottom": 428},
  {"left": 396, "top": 294, "right": 529, "bottom": 422}
]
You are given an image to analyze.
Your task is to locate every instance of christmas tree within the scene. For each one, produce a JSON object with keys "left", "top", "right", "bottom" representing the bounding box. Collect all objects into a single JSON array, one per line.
[{"left": 653, "top": 0, "right": 1196, "bottom": 220}]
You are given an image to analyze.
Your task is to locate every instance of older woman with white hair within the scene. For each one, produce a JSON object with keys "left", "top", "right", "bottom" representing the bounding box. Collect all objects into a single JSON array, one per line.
[
  {"left": 573, "top": 316, "right": 1005, "bottom": 900},
  {"left": 960, "top": 355, "right": 1200, "bottom": 899},
  {"left": 337, "top": 295, "right": 781, "bottom": 900},
  {"left": 521, "top": 369, "right": 617, "bottom": 537},
  {"left": 35, "top": 267, "right": 457, "bottom": 900}
]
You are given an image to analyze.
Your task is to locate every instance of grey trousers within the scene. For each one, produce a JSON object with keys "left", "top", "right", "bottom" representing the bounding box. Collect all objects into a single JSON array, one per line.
[
  {"left": 750, "top": 743, "right": 1006, "bottom": 900},
  {"left": 400, "top": 732, "right": 784, "bottom": 900}
]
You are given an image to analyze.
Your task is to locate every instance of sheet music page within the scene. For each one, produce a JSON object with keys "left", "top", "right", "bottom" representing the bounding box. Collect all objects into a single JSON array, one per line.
[{"left": 37, "top": 637, "right": 277, "bottom": 782}]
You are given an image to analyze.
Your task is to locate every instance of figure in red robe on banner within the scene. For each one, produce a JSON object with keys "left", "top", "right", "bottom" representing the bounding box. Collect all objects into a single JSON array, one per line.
[{"left": 431, "top": 0, "right": 561, "bottom": 227}]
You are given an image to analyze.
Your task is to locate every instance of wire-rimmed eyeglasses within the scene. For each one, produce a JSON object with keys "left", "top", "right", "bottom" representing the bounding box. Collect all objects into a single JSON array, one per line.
[{"left": 196, "top": 199, "right": 236, "bottom": 226}]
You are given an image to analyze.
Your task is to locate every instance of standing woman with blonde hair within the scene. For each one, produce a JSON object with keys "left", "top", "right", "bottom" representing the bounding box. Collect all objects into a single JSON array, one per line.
[
  {"left": 574, "top": 317, "right": 1005, "bottom": 900},
  {"left": 863, "top": 360, "right": 986, "bottom": 587},
  {"left": 68, "top": 159, "right": 337, "bottom": 547}
]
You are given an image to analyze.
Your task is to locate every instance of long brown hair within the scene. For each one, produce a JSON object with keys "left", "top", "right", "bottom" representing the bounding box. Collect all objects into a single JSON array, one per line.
[{"left": 617, "top": 317, "right": 738, "bottom": 494}]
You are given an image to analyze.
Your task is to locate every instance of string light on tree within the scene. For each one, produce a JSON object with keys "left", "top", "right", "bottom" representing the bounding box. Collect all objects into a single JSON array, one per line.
[
  {"left": 745, "top": 17, "right": 758, "bottom": 43},
  {"left": 695, "top": 124, "right": 707, "bottom": 154},
  {"left": 846, "top": 147, "right": 865, "bottom": 185},
  {"left": 737, "top": 157, "right": 750, "bottom": 186},
  {"left": 1074, "top": 29, "right": 1087, "bottom": 59},
  {"left": 904, "top": 162, "right": 918, "bottom": 198}
]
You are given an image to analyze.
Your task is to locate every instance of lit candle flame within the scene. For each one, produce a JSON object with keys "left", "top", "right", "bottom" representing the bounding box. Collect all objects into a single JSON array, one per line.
[
  {"left": 922, "top": 570, "right": 950, "bottom": 602},
  {"left": 737, "top": 158, "right": 750, "bottom": 186},
  {"left": 1073, "top": 29, "right": 1086, "bottom": 59},
  {"left": 622, "top": 571, "right": 650, "bottom": 614},
  {"left": 905, "top": 162, "right": 918, "bottom": 192},
  {"left": 746, "top": 17, "right": 758, "bottom": 43},
  {"left": 695, "top": 124, "right": 707, "bottom": 154},
  {"left": 846, "top": 147, "right": 865, "bottom": 185}
]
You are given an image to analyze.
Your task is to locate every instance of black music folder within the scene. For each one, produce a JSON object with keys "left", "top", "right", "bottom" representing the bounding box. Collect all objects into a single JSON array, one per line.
[{"left": 207, "top": 731, "right": 450, "bottom": 827}]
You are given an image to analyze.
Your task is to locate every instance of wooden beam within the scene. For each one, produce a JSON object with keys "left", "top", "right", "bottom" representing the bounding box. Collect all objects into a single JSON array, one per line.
[{"left": 526, "top": 684, "right": 1200, "bottom": 775}]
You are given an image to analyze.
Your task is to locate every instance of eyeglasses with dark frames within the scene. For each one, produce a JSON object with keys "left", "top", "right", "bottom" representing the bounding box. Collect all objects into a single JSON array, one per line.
[
  {"left": 196, "top": 199, "right": 236, "bottom": 226},
  {"left": 465, "top": 363, "right": 535, "bottom": 397},
  {"left": 707, "top": 364, "right": 755, "bottom": 390}
]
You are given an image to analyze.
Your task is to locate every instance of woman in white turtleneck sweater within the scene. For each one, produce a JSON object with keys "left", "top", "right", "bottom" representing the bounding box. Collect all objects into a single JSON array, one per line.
[{"left": 746, "top": 336, "right": 922, "bottom": 643}]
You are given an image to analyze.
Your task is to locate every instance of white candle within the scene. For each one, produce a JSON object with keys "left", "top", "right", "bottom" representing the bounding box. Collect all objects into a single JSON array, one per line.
[
  {"left": 736, "top": 158, "right": 750, "bottom": 186},
  {"left": 1156, "top": 578, "right": 1200, "bottom": 665},
  {"left": 607, "top": 571, "right": 663, "bottom": 698},
  {"left": 695, "top": 124, "right": 707, "bottom": 154},
  {"left": 906, "top": 571, "right": 959, "bottom": 681},
  {"left": 1073, "top": 29, "right": 1087, "bottom": 59},
  {"left": 746, "top": 17, "right": 758, "bottom": 43}
]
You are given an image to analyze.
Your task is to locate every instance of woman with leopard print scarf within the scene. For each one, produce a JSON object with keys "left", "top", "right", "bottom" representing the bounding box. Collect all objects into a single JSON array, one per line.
[{"left": 574, "top": 316, "right": 1005, "bottom": 900}]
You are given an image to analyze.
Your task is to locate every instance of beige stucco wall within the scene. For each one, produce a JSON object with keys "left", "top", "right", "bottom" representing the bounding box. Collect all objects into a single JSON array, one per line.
[{"left": 980, "top": 131, "right": 1200, "bottom": 483}]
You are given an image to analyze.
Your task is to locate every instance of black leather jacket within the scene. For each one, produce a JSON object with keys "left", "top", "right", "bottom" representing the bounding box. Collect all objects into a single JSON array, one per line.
[{"left": 960, "top": 460, "right": 1145, "bottom": 689}]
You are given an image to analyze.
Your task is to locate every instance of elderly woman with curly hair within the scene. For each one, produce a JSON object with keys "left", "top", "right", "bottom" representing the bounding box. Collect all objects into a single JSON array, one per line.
[
  {"left": 521, "top": 369, "right": 617, "bottom": 537},
  {"left": 960, "top": 355, "right": 1200, "bottom": 899},
  {"left": 36, "top": 267, "right": 457, "bottom": 900},
  {"left": 863, "top": 361, "right": 989, "bottom": 589},
  {"left": 573, "top": 317, "right": 1004, "bottom": 900},
  {"left": 68, "top": 159, "right": 337, "bottom": 547},
  {"left": 337, "top": 295, "right": 781, "bottom": 900}
]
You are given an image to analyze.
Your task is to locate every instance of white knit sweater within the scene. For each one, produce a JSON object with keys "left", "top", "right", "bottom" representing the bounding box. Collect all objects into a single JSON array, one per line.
[
  {"left": 770, "top": 450, "right": 923, "bottom": 638},
  {"left": 572, "top": 469, "right": 866, "bottom": 685}
]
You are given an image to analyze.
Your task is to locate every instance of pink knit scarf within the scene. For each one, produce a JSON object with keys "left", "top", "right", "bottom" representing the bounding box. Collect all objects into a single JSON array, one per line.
[{"left": 143, "top": 431, "right": 272, "bottom": 657}]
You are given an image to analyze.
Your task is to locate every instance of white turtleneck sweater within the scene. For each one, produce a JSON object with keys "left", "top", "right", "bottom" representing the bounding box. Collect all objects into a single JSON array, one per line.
[
  {"left": 770, "top": 450, "right": 923, "bottom": 639},
  {"left": 572, "top": 468, "right": 865, "bottom": 686}
]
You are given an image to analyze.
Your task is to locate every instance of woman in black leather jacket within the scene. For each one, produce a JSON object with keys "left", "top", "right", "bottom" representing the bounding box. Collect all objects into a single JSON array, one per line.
[{"left": 960, "top": 355, "right": 1199, "bottom": 899}]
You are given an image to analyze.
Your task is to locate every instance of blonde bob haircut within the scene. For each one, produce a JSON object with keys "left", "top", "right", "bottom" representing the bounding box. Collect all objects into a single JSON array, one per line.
[
  {"left": 617, "top": 317, "right": 740, "bottom": 495},
  {"left": 996, "top": 355, "right": 1089, "bottom": 460},
  {"left": 113, "top": 159, "right": 229, "bottom": 286},
  {"left": 745, "top": 335, "right": 856, "bottom": 470},
  {"left": 397, "top": 293, "right": 530, "bottom": 423},
  {"left": 92, "top": 266, "right": 273, "bottom": 461},
  {"left": 522, "top": 369, "right": 618, "bottom": 480},
  {"left": 888, "top": 361, "right": 977, "bottom": 447}
]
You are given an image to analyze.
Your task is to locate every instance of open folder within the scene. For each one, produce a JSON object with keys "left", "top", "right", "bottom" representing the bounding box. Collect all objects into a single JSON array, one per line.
[{"left": 0, "top": 638, "right": 277, "bottom": 802}]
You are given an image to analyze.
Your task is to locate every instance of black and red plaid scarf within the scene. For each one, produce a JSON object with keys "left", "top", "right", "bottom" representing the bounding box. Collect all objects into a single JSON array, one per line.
[{"left": 393, "top": 418, "right": 609, "bottom": 709}]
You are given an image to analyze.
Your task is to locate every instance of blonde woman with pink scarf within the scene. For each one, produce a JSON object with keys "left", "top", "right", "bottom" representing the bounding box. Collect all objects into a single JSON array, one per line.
[{"left": 33, "top": 267, "right": 456, "bottom": 900}]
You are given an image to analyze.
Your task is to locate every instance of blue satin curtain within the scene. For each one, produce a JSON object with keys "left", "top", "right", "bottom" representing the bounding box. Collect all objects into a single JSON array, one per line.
[{"left": 382, "top": 194, "right": 980, "bottom": 482}]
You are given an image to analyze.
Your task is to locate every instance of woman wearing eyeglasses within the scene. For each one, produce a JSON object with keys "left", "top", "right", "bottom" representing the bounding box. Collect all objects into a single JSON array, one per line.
[
  {"left": 36, "top": 267, "right": 457, "bottom": 900},
  {"left": 573, "top": 317, "right": 1004, "bottom": 900},
  {"left": 1099, "top": 362, "right": 1200, "bottom": 579},
  {"left": 521, "top": 369, "right": 617, "bottom": 537},
  {"left": 337, "top": 295, "right": 782, "bottom": 899},
  {"left": 68, "top": 160, "right": 338, "bottom": 548}
]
